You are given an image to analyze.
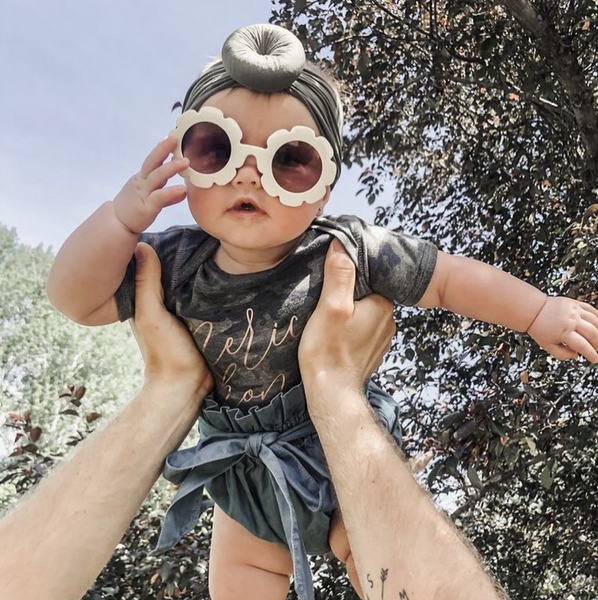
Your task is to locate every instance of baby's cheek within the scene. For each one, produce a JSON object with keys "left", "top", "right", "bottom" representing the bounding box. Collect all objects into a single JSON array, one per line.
[
  {"left": 278, "top": 204, "right": 320, "bottom": 234},
  {"left": 186, "top": 192, "right": 213, "bottom": 226}
]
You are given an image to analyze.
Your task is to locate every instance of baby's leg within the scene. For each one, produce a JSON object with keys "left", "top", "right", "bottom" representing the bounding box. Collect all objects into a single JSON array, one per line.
[
  {"left": 209, "top": 504, "right": 293, "bottom": 600},
  {"left": 328, "top": 508, "right": 364, "bottom": 598}
]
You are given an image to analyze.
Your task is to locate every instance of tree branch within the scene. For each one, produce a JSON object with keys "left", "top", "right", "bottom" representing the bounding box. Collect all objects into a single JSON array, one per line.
[
  {"left": 446, "top": 74, "right": 577, "bottom": 122},
  {"left": 498, "top": 0, "right": 598, "bottom": 185}
]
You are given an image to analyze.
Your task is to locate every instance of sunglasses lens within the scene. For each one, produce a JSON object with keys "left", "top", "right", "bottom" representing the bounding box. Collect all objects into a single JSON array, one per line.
[
  {"left": 272, "top": 141, "right": 323, "bottom": 193},
  {"left": 182, "top": 122, "right": 231, "bottom": 174}
]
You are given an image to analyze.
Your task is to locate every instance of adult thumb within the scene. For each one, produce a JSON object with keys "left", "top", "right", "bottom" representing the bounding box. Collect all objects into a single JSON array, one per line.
[
  {"left": 320, "top": 239, "right": 356, "bottom": 312},
  {"left": 134, "top": 242, "right": 164, "bottom": 312}
]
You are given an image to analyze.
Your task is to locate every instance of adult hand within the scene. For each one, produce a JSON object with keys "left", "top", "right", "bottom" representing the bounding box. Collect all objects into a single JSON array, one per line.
[
  {"left": 298, "top": 239, "right": 396, "bottom": 391},
  {"left": 131, "top": 242, "right": 214, "bottom": 394}
]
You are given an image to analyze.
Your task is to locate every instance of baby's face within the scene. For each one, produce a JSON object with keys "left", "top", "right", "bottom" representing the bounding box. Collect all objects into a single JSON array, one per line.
[{"left": 184, "top": 88, "right": 329, "bottom": 264}]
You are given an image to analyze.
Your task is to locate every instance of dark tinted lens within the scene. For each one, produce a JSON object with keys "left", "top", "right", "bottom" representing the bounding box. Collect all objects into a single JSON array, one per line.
[
  {"left": 181, "top": 122, "right": 231, "bottom": 174},
  {"left": 272, "top": 141, "right": 322, "bottom": 193}
]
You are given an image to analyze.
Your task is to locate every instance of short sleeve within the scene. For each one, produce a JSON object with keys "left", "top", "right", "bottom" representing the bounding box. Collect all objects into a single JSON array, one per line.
[
  {"left": 114, "top": 226, "right": 193, "bottom": 322},
  {"left": 362, "top": 223, "right": 437, "bottom": 306}
]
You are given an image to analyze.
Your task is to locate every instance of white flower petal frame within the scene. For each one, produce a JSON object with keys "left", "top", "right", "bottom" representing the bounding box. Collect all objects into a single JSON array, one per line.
[
  {"left": 170, "top": 107, "right": 337, "bottom": 207},
  {"left": 170, "top": 107, "right": 244, "bottom": 189}
]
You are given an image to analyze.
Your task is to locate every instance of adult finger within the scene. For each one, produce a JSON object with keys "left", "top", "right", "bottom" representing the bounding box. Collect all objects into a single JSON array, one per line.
[
  {"left": 319, "top": 239, "right": 356, "bottom": 317},
  {"left": 133, "top": 243, "right": 164, "bottom": 319},
  {"left": 130, "top": 243, "right": 214, "bottom": 388}
]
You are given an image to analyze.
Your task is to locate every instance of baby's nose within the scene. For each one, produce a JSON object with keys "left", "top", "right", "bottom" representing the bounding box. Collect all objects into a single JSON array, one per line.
[{"left": 232, "top": 155, "right": 262, "bottom": 187}]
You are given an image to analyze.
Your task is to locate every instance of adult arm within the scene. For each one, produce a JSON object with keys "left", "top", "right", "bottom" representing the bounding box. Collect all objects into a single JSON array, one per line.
[
  {"left": 299, "top": 240, "right": 508, "bottom": 600},
  {"left": 0, "top": 243, "right": 213, "bottom": 600}
]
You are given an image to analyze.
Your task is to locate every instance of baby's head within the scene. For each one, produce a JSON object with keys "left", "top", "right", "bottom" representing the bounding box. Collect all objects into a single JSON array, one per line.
[{"left": 170, "top": 24, "right": 344, "bottom": 255}]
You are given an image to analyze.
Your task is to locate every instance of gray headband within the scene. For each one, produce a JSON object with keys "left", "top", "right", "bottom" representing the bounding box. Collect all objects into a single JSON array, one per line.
[{"left": 181, "top": 24, "right": 343, "bottom": 186}]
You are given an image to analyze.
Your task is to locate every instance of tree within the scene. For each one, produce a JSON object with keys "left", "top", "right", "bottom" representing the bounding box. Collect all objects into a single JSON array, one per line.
[
  {"left": 271, "top": 1, "right": 598, "bottom": 597},
  {"left": 0, "top": 224, "right": 142, "bottom": 503}
]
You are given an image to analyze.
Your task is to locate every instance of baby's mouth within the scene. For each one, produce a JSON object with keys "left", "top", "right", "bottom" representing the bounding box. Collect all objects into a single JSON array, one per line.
[{"left": 231, "top": 198, "right": 263, "bottom": 213}]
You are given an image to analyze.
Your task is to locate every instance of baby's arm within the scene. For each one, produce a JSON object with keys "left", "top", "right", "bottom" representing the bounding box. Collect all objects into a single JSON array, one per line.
[
  {"left": 418, "top": 251, "right": 598, "bottom": 363},
  {"left": 47, "top": 138, "right": 189, "bottom": 325}
]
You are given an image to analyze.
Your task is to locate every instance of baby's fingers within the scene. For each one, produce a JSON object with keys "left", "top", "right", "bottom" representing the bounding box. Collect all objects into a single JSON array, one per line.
[
  {"left": 145, "top": 157, "right": 189, "bottom": 192},
  {"left": 147, "top": 185, "right": 187, "bottom": 210},
  {"left": 140, "top": 137, "right": 178, "bottom": 178},
  {"left": 547, "top": 342, "right": 578, "bottom": 361},
  {"left": 581, "top": 303, "right": 598, "bottom": 329},
  {"left": 561, "top": 329, "right": 598, "bottom": 363}
]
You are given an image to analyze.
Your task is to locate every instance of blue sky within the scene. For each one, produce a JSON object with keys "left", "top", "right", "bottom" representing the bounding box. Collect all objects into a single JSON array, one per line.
[{"left": 0, "top": 0, "right": 377, "bottom": 252}]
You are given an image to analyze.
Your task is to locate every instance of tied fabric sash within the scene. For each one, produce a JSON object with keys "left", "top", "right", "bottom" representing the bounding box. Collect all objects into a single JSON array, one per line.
[{"left": 154, "top": 418, "right": 326, "bottom": 600}]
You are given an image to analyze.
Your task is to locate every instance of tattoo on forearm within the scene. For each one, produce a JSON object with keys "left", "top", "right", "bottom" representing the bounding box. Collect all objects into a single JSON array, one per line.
[
  {"left": 364, "top": 568, "right": 411, "bottom": 600},
  {"left": 367, "top": 572, "right": 374, "bottom": 589}
]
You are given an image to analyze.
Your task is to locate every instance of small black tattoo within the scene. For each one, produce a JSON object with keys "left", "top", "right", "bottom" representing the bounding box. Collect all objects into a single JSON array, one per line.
[
  {"left": 365, "top": 567, "right": 411, "bottom": 600},
  {"left": 380, "top": 568, "right": 388, "bottom": 599}
]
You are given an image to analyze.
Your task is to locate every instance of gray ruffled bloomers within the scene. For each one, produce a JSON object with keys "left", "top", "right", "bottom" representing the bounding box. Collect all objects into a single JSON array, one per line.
[{"left": 154, "top": 381, "right": 403, "bottom": 600}]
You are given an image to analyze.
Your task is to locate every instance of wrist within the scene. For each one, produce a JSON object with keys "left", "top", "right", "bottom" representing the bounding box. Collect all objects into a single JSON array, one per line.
[
  {"left": 525, "top": 293, "right": 549, "bottom": 334},
  {"left": 110, "top": 199, "right": 144, "bottom": 236},
  {"left": 303, "top": 370, "right": 365, "bottom": 418},
  {"left": 141, "top": 373, "right": 211, "bottom": 413}
]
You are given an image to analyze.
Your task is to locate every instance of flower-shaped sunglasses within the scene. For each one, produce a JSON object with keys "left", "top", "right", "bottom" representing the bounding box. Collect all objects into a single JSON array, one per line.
[{"left": 169, "top": 107, "right": 337, "bottom": 207}]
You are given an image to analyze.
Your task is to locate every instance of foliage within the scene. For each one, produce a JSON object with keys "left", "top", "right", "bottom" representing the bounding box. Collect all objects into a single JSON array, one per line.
[
  {"left": 0, "top": 224, "right": 142, "bottom": 465},
  {"left": 271, "top": 1, "right": 598, "bottom": 597}
]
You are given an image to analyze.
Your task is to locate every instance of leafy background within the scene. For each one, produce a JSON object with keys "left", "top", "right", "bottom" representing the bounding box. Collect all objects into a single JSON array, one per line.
[{"left": 2, "top": 0, "right": 598, "bottom": 598}]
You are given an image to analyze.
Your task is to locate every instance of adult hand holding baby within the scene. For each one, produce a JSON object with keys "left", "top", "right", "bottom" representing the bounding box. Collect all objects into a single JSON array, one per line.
[
  {"left": 130, "top": 242, "right": 214, "bottom": 392},
  {"left": 299, "top": 239, "right": 396, "bottom": 396}
]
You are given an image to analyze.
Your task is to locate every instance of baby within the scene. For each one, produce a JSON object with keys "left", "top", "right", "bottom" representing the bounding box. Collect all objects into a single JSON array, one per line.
[{"left": 47, "top": 23, "right": 598, "bottom": 600}]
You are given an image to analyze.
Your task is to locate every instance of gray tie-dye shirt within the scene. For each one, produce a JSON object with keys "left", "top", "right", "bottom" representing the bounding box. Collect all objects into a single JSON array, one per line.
[{"left": 115, "top": 214, "right": 437, "bottom": 411}]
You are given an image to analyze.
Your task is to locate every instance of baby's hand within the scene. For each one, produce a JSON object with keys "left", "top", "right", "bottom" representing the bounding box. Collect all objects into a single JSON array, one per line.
[
  {"left": 113, "top": 137, "right": 189, "bottom": 234},
  {"left": 527, "top": 296, "right": 598, "bottom": 363}
]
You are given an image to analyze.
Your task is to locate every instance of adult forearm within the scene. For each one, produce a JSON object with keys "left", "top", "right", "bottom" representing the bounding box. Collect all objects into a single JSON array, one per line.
[
  {"left": 47, "top": 201, "right": 138, "bottom": 323},
  {"left": 305, "top": 376, "right": 507, "bottom": 600},
  {"left": 0, "top": 378, "right": 207, "bottom": 600}
]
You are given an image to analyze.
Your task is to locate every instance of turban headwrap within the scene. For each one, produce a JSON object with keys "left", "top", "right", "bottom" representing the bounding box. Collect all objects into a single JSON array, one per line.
[{"left": 180, "top": 24, "right": 344, "bottom": 186}]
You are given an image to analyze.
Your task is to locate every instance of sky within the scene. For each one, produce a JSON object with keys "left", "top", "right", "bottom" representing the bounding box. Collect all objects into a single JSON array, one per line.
[{"left": 0, "top": 0, "right": 378, "bottom": 253}]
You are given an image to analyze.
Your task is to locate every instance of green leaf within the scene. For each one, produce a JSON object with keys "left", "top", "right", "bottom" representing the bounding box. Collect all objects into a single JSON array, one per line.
[
  {"left": 467, "top": 465, "right": 484, "bottom": 490},
  {"left": 540, "top": 464, "right": 553, "bottom": 489}
]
